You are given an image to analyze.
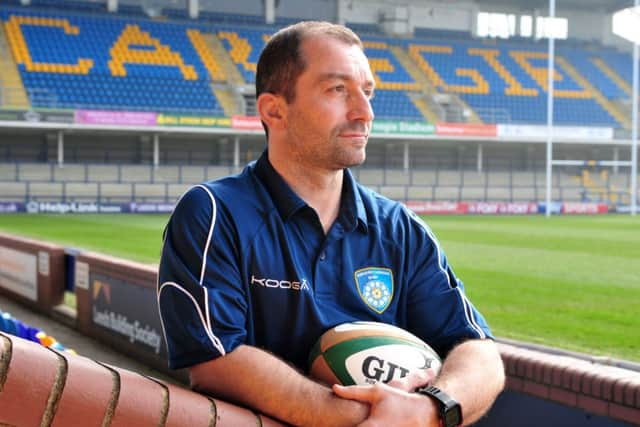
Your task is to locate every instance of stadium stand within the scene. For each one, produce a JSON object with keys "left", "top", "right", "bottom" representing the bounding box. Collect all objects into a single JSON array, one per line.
[
  {"left": 406, "top": 39, "right": 623, "bottom": 127},
  {"left": 1, "top": 159, "right": 634, "bottom": 205},
  {"left": 0, "top": 4, "right": 637, "bottom": 127},
  {"left": 0, "top": 7, "right": 225, "bottom": 114},
  {"left": 0, "top": 3, "right": 638, "bottom": 208}
]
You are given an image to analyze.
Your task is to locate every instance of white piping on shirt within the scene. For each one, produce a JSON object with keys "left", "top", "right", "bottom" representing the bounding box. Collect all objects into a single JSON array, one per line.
[
  {"left": 158, "top": 281, "right": 226, "bottom": 356},
  {"left": 158, "top": 184, "right": 225, "bottom": 356},
  {"left": 407, "top": 209, "right": 486, "bottom": 339},
  {"left": 195, "top": 184, "right": 217, "bottom": 333}
]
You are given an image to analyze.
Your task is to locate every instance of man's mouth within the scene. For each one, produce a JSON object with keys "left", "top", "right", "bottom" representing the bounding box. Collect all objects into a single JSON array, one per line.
[{"left": 339, "top": 132, "right": 368, "bottom": 138}]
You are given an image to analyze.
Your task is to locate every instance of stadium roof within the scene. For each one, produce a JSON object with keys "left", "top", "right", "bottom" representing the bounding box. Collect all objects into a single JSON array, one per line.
[{"left": 475, "top": 0, "right": 634, "bottom": 13}]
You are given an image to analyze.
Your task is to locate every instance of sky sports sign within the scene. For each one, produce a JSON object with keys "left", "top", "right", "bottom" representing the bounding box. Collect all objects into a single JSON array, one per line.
[{"left": 405, "top": 201, "right": 609, "bottom": 215}]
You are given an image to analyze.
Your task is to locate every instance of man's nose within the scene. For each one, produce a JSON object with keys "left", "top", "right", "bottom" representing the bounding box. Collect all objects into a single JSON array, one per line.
[{"left": 347, "top": 90, "right": 375, "bottom": 123}]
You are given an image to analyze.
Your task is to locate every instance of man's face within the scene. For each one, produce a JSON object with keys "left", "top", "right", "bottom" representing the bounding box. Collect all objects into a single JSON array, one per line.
[{"left": 283, "top": 35, "right": 375, "bottom": 171}]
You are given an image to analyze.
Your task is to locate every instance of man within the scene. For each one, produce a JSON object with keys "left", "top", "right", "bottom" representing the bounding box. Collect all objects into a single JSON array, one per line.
[{"left": 158, "top": 21, "right": 504, "bottom": 426}]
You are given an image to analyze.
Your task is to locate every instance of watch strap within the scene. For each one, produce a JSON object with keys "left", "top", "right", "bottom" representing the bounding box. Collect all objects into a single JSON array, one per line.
[{"left": 415, "top": 385, "right": 463, "bottom": 427}]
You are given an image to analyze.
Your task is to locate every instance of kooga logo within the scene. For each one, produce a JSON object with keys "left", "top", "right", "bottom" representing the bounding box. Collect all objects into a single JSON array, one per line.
[{"left": 251, "top": 275, "right": 310, "bottom": 291}]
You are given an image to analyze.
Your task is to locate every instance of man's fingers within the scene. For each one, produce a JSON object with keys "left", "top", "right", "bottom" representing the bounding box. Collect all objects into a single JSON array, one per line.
[
  {"left": 386, "top": 368, "right": 437, "bottom": 391},
  {"left": 332, "top": 384, "right": 378, "bottom": 403}
]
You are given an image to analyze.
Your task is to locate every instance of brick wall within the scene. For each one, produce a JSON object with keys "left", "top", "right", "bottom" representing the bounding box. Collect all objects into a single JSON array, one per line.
[
  {"left": 1, "top": 335, "right": 639, "bottom": 426},
  {"left": 499, "top": 342, "right": 640, "bottom": 426},
  {"left": 0, "top": 332, "right": 285, "bottom": 426}
]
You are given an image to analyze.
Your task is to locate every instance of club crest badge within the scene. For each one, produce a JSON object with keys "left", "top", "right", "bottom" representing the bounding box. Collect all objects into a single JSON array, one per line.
[{"left": 354, "top": 267, "right": 394, "bottom": 314}]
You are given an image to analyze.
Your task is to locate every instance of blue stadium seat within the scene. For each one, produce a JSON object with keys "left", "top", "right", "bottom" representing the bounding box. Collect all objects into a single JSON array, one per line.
[
  {"left": 0, "top": 4, "right": 633, "bottom": 127},
  {"left": 1, "top": 7, "right": 224, "bottom": 115},
  {"left": 405, "top": 38, "right": 622, "bottom": 127}
]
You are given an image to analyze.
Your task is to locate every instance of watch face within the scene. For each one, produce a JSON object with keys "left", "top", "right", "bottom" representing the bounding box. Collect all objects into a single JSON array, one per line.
[{"left": 443, "top": 405, "right": 462, "bottom": 427}]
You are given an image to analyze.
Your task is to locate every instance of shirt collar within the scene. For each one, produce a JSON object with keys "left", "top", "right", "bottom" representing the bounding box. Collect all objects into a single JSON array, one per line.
[
  {"left": 341, "top": 168, "right": 369, "bottom": 233},
  {"left": 253, "top": 150, "right": 306, "bottom": 220},
  {"left": 253, "top": 150, "right": 368, "bottom": 233}
]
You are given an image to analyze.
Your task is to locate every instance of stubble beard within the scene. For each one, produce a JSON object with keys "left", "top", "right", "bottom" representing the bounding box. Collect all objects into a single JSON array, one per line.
[
  {"left": 287, "top": 111, "right": 367, "bottom": 171},
  {"left": 332, "top": 128, "right": 367, "bottom": 169}
]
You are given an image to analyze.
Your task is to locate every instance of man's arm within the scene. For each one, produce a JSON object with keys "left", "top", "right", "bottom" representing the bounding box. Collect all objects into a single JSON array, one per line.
[
  {"left": 333, "top": 339, "right": 505, "bottom": 426},
  {"left": 430, "top": 339, "right": 504, "bottom": 425},
  {"left": 190, "top": 344, "right": 369, "bottom": 427}
]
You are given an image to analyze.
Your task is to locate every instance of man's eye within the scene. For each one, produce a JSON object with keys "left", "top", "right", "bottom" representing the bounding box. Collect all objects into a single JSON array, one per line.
[{"left": 333, "top": 85, "right": 346, "bottom": 92}]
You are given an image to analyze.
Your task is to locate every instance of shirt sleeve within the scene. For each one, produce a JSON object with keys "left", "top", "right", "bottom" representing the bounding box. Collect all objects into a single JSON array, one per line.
[
  {"left": 403, "top": 208, "right": 493, "bottom": 358},
  {"left": 158, "top": 184, "right": 247, "bottom": 369}
]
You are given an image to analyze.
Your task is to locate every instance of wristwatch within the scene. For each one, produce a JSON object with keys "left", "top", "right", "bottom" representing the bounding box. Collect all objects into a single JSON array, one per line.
[{"left": 415, "top": 385, "right": 463, "bottom": 427}]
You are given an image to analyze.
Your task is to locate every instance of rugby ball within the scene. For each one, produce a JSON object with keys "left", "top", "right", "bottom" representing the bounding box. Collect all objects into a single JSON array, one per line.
[{"left": 308, "top": 321, "right": 442, "bottom": 386}]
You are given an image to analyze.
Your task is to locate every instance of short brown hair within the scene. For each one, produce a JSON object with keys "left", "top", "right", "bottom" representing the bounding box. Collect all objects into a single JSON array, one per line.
[{"left": 256, "top": 21, "right": 363, "bottom": 104}]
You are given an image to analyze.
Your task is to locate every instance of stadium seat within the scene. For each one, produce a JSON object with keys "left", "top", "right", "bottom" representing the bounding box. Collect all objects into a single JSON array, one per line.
[
  {"left": 406, "top": 186, "right": 434, "bottom": 200},
  {"left": 383, "top": 170, "right": 412, "bottom": 185},
  {"left": 1, "top": 5, "right": 633, "bottom": 127},
  {"left": 379, "top": 185, "right": 407, "bottom": 200},
  {"left": 64, "top": 182, "right": 99, "bottom": 201},
  {"left": 405, "top": 38, "right": 623, "bottom": 127},
  {"left": 133, "top": 183, "right": 167, "bottom": 201},
  {"left": 98, "top": 182, "right": 133, "bottom": 202},
  {"left": 357, "top": 169, "right": 385, "bottom": 186},
  {"left": 410, "top": 170, "right": 437, "bottom": 186},
  {"left": 120, "top": 165, "right": 152, "bottom": 183},
  {"left": 178, "top": 166, "right": 206, "bottom": 183},
  {"left": 18, "top": 163, "right": 52, "bottom": 181},
  {"left": 206, "top": 165, "right": 234, "bottom": 181},
  {"left": 87, "top": 164, "right": 120, "bottom": 182},
  {"left": 0, "top": 164, "right": 18, "bottom": 181},
  {"left": 512, "top": 186, "right": 537, "bottom": 202},
  {"left": 0, "top": 182, "right": 28, "bottom": 201},
  {"left": 52, "top": 164, "right": 87, "bottom": 182},
  {"left": 460, "top": 186, "right": 486, "bottom": 201},
  {"left": 28, "top": 181, "right": 64, "bottom": 200},
  {"left": 167, "top": 183, "right": 192, "bottom": 199},
  {"left": 434, "top": 186, "right": 460, "bottom": 201},
  {"left": 0, "top": 8, "right": 225, "bottom": 115}
]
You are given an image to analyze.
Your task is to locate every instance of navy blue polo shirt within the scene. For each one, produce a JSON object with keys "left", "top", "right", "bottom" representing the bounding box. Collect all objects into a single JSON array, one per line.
[{"left": 158, "top": 151, "right": 492, "bottom": 371}]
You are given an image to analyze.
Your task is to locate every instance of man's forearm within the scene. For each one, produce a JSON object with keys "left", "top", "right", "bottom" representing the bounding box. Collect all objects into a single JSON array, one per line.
[
  {"left": 190, "top": 345, "right": 369, "bottom": 427},
  {"left": 433, "top": 339, "right": 505, "bottom": 426}
]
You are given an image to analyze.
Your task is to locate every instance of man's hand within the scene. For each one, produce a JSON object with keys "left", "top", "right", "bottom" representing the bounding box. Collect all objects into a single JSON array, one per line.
[
  {"left": 190, "top": 345, "right": 370, "bottom": 427},
  {"left": 332, "top": 368, "right": 439, "bottom": 427},
  {"left": 333, "top": 339, "right": 505, "bottom": 427},
  {"left": 385, "top": 368, "right": 437, "bottom": 392},
  {"left": 332, "top": 382, "right": 438, "bottom": 427}
]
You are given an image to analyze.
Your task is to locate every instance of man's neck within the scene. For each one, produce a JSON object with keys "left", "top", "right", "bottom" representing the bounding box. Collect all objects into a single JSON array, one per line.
[{"left": 269, "top": 151, "right": 343, "bottom": 234}]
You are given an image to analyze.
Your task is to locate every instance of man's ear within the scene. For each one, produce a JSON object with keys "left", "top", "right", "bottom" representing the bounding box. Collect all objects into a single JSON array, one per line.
[{"left": 257, "top": 93, "right": 287, "bottom": 131}]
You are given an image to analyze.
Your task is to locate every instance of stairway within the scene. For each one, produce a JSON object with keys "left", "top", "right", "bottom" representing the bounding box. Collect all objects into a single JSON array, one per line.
[
  {"left": 389, "top": 45, "right": 440, "bottom": 124},
  {"left": 187, "top": 30, "right": 226, "bottom": 82},
  {"left": 450, "top": 95, "right": 482, "bottom": 124},
  {"left": 0, "top": 23, "right": 29, "bottom": 108},
  {"left": 208, "top": 32, "right": 246, "bottom": 86},
  {"left": 590, "top": 57, "right": 631, "bottom": 97},
  {"left": 187, "top": 31, "right": 247, "bottom": 116},
  {"left": 211, "top": 84, "right": 241, "bottom": 116},
  {"left": 556, "top": 56, "right": 630, "bottom": 130},
  {"left": 409, "top": 95, "right": 440, "bottom": 123}
]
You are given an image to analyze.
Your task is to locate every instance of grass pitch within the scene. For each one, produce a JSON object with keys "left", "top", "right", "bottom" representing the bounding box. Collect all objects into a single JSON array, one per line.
[{"left": 0, "top": 213, "right": 638, "bottom": 362}]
